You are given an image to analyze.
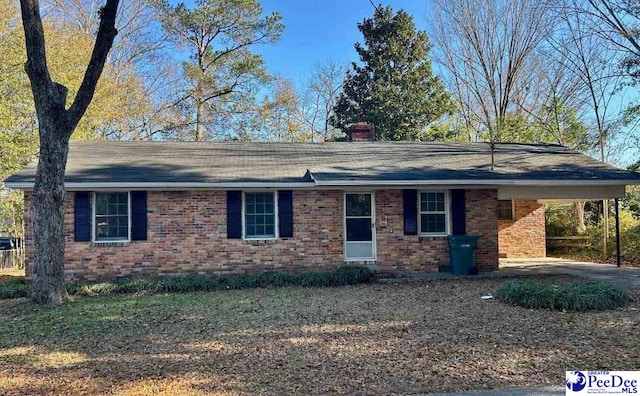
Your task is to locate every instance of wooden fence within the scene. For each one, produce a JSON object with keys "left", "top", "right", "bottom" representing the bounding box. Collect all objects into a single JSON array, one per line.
[
  {"left": 546, "top": 236, "right": 595, "bottom": 250},
  {"left": 0, "top": 248, "right": 25, "bottom": 269}
]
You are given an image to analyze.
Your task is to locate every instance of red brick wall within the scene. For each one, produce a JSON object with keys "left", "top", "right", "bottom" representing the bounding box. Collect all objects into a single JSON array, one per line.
[
  {"left": 375, "top": 190, "right": 448, "bottom": 272},
  {"left": 498, "top": 200, "right": 546, "bottom": 258},
  {"left": 374, "top": 189, "right": 498, "bottom": 272},
  {"left": 465, "top": 189, "right": 499, "bottom": 271},
  {"left": 23, "top": 188, "right": 501, "bottom": 280}
]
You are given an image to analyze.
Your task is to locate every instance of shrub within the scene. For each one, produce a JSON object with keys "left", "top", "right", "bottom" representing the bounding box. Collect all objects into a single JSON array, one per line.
[
  {"left": 0, "top": 278, "right": 30, "bottom": 299},
  {"left": 0, "top": 265, "right": 376, "bottom": 299},
  {"left": 496, "top": 279, "right": 629, "bottom": 311},
  {"left": 333, "top": 265, "right": 377, "bottom": 285},
  {"left": 589, "top": 210, "right": 640, "bottom": 262},
  {"left": 546, "top": 204, "right": 580, "bottom": 237}
]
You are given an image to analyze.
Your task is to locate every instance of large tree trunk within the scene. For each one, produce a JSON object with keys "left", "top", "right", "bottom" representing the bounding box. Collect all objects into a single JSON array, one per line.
[
  {"left": 31, "top": 120, "right": 71, "bottom": 305},
  {"left": 20, "top": 0, "right": 119, "bottom": 305}
]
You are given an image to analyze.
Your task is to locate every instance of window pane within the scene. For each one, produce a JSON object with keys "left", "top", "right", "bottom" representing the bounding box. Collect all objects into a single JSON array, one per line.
[
  {"left": 246, "top": 224, "right": 256, "bottom": 237},
  {"left": 244, "top": 193, "right": 275, "bottom": 238},
  {"left": 95, "top": 192, "right": 129, "bottom": 241},
  {"left": 421, "top": 192, "right": 445, "bottom": 213},
  {"left": 497, "top": 200, "right": 513, "bottom": 220},
  {"left": 246, "top": 215, "right": 256, "bottom": 227},
  {"left": 95, "top": 194, "right": 108, "bottom": 214},
  {"left": 346, "top": 194, "right": 371, "bottom": 217},
  {"left": 346, "top": 242, "right": 374, "bottom": 259},
  {"left": 346, "top": 218, "right": 372, "bottom": 241},
  {"left": 265, "top": 224, "right": 274, "bottom": 236},
  {"left": 436, "top": 194, "right": 444, "bottom": 211},
  {"left": 421, "top": 214, "right": 446, "bottom": 234}
]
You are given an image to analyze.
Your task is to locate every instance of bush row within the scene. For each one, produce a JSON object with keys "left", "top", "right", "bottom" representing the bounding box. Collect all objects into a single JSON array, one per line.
[
  {"left": 496, "top": 279, "right": 629, "bottom": 311},
  {"left": 0, "top": 265, "right": 376, "bottom": 299}
]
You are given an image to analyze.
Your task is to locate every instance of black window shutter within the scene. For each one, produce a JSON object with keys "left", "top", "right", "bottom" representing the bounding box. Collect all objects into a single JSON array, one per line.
[
  {"left": 403, "top": 189, "right": 418, "bottom": 235},
  {"left": 131, "top": 191, "right": 148, "bottom": 241},
  {"left": 74, "top": 192, "right": 91, "bottom": 241},
  {"left": 227, "top": 191, "right": 242, "bottom": 238},
  {"left": 451, "top": 189, "right": 466, "bottom": 235},
  {"left": 278, "top": 190, "right": 293, "bottom": 238}
]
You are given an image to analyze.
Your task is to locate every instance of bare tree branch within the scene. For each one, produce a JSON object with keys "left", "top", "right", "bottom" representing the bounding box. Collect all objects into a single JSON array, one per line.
[{"left": 67, "top": 0, "right": 119, "bottom": 129}]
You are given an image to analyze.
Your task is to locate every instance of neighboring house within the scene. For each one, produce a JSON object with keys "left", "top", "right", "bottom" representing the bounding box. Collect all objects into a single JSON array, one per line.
[{"left": 5, "top": 124, "right": 640, "bottom": 281}]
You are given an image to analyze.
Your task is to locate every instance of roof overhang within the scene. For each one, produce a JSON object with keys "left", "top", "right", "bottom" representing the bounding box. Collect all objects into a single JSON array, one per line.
[
  {"left": 3, "top": 181, "right": 317, "bottom": 190},
  {"left": 4, "top": 179, "right": 637, "bottom": 198},
  {"left": 498, "top": 185, "right": 627, "bottom": 200},
  {"left": 311, "top": 178, "right": 640, "bottom": 187}
]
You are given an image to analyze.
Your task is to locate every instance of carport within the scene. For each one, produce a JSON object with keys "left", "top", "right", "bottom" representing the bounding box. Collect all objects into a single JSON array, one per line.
[
  {"left": 499, "top": 258, "right": 640, "bottom": 287},
  {"left": 497, "top": 183, "right": 630, "bottom": 267}
]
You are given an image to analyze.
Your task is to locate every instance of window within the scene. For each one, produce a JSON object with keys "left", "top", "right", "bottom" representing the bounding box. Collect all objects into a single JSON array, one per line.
[
  {"left": 419, "top": 191, "right": 448, "bottom": 235},
  {"left": 244, "top": 192, "right": 277, "bottom": 239},
  {"left": 497, "top": 200, "right": 514, "bottom": 221},
  {"left": 94, "top": 192, "right": 130, "bottom": 242}
]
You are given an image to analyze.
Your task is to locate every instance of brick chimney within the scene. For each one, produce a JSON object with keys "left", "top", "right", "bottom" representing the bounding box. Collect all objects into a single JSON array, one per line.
[{"left": 348, "top": 122, "right": 375, "bottom": 141}]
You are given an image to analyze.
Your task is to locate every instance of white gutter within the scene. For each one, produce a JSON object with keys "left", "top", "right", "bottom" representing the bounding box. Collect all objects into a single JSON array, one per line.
[
  {"left": 312, "top": 179, "right": 640, "bottom": 187},
  {"left": 5, "top": 178, "right": 640, "bottom": 190}
]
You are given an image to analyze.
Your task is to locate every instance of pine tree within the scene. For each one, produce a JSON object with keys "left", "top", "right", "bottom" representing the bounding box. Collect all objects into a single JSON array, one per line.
[{"left": 331, "top": 6, "right": 451, "bottom": 141}]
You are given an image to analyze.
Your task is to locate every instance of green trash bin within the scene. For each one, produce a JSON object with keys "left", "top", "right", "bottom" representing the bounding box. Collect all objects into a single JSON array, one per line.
[{"left": 447, "top": 235, "right": 481, "bottom": 275}]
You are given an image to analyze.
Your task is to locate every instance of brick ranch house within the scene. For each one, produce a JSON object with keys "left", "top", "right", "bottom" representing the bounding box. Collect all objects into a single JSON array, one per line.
[{"left": 5, "top": 131, "right": 640, "bottom": 281}]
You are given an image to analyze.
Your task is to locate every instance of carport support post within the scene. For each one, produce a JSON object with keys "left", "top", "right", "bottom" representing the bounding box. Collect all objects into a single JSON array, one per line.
[{"left": 615, "top": 198, "right": 621, "bottom": 267}]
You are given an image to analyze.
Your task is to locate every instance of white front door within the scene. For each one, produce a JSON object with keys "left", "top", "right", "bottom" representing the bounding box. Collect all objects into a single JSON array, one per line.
[{"left": 344, "top": 192, "right": 376, "bottom": 260}]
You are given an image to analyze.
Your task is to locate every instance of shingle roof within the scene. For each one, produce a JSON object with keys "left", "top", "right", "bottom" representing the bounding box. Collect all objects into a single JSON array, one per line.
[{"left": 5, "top": 140, "right": 640, "bottom": 187}]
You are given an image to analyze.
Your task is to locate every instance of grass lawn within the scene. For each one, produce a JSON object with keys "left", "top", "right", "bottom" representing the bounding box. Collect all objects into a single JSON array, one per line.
[{"left": 0, "top": 276, "right": 638, "bottom": 395}]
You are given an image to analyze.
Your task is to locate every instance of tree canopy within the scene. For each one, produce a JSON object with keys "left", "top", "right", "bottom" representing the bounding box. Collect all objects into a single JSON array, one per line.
[
  {"left": 155, "top": 0, "right": 284, "bottom": 141},
  {"left": 331, "top": 6, "right": 452, "bottom": 141}
]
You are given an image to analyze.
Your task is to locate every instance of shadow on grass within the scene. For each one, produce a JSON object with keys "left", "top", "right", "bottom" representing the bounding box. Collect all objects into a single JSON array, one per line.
[{"left": 1, "top": 278, "right": 638, "bottom": 395}]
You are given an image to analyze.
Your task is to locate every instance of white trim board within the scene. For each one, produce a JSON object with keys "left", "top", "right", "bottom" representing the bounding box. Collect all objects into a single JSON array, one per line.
[
  {"left": 343, "top": 192, "right": 377, "bottom": 262},
  {"left": 498, "top": 185, "right": 627, "bottom": 200},
  {"left": 312, "top": 179, "right": 640, "bottom": 187}
]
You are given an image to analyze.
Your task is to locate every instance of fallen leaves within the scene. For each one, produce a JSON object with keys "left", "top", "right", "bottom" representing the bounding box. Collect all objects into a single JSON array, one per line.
[{"left": 0, "top": 276, "right": 638, "bottom": 395}]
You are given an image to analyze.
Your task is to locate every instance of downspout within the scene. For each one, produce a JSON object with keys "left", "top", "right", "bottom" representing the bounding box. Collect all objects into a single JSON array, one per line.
[{"left": 615, "top": 198, "right": 621, "bottom": 267}]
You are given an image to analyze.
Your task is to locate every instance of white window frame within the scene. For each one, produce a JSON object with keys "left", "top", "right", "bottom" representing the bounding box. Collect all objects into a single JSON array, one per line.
[
  {"left": 418, "top": 190, "right": 450, "bottom": 236},
  {"left": 242, "top": 191, "right": 279, "bottom": 241},
  {"left": 343, "top": 191, "right": 376, "bottom": 262},
  {"left": 497, "top": 199, "right": 515, "bottom": 221},
  {"left": 92, "top": 191, "right": 131, "bottom": 243}
]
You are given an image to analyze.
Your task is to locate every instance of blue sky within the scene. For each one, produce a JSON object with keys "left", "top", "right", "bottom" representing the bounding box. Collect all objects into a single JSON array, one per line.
[{"left": 255, "top": 1, "right": 430, "bottom": 85}]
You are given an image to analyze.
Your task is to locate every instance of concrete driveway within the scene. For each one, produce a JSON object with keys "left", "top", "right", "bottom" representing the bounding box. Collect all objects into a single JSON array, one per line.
[
  {"left": 425, "top": 386, "right": 565, "bottom": 396},
  {"left": 498, "top": 258, "right": 640, "bottom": 288}
]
